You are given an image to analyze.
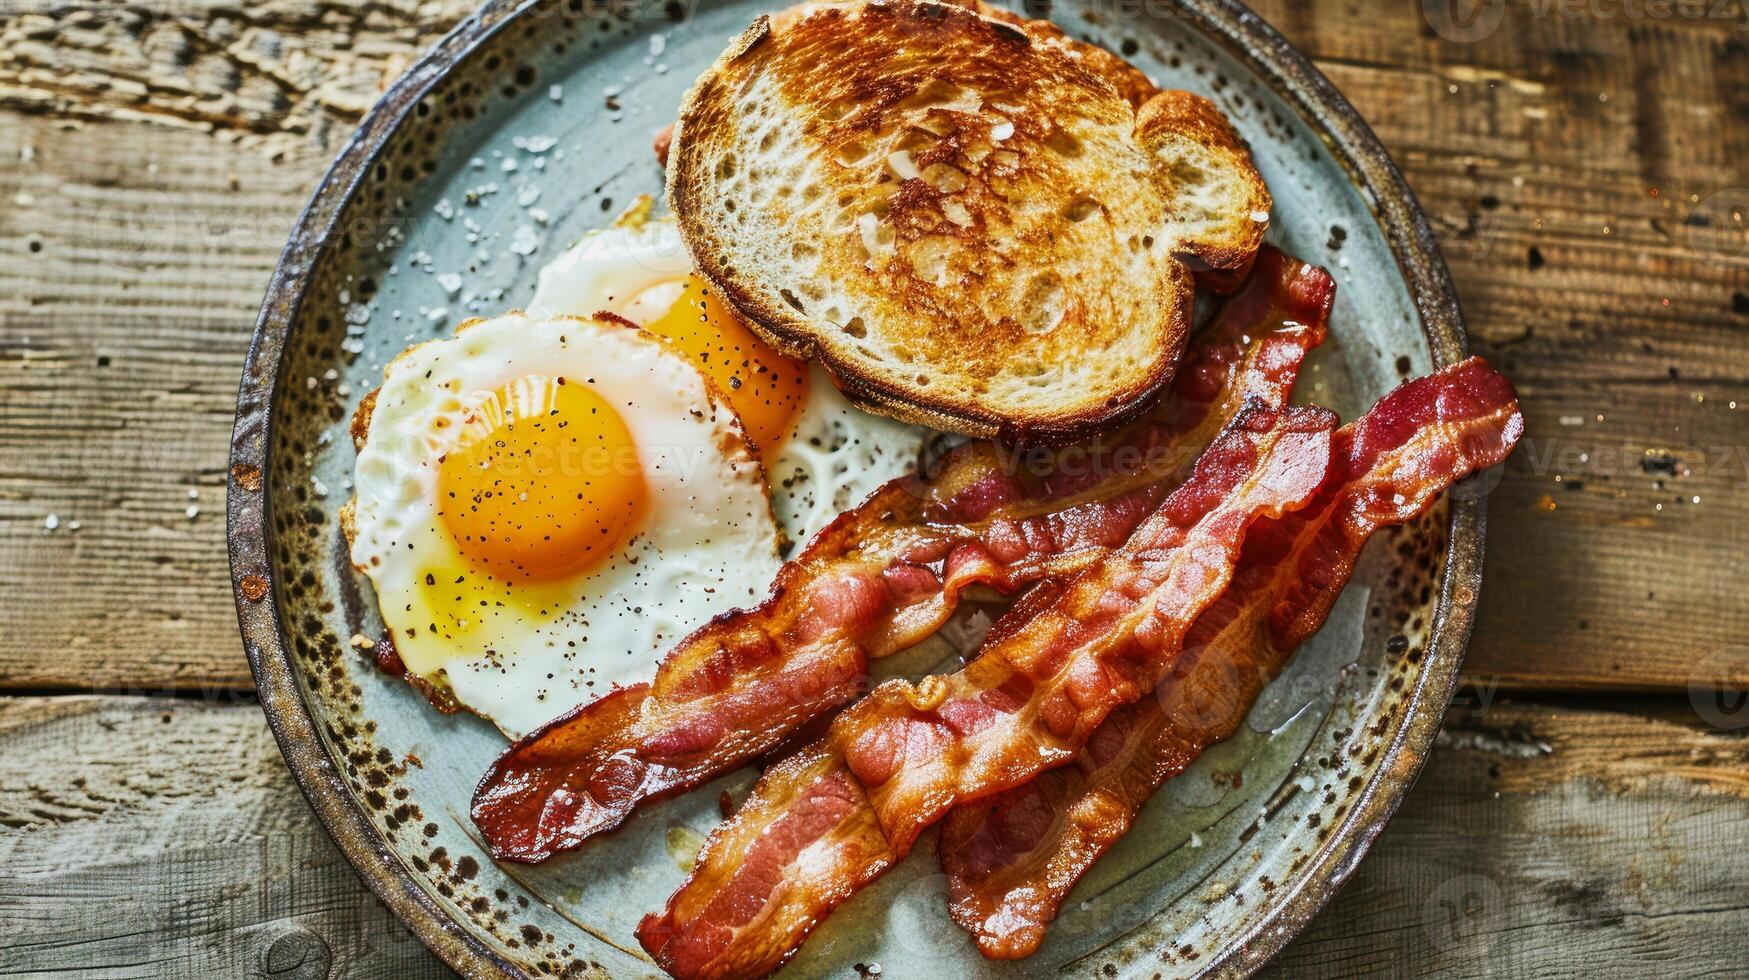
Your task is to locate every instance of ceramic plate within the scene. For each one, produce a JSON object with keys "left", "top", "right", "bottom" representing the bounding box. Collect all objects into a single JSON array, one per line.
[{"left": 229, "top": 1, "right": 1482, "bottom": 976}]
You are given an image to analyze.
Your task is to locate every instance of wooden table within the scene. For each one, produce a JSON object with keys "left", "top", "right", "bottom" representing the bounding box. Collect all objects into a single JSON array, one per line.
[{"left": 2, "top": 0, "right": 1745, "bottom": 975}]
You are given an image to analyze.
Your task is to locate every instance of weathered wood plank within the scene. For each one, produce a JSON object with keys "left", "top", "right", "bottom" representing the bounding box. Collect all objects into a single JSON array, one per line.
[
  {"left": 0, "top": 695, "right": 452, "bottom": 979},
  {"left": 1265, "top": 697, "right": 1749, "bottom": 977},
  {"left": 1243, "top": 0, "right": 1749, "bottom": 691},
  {"left": 0, "top": 0, "right": 475, "bottom": 692},
  {"left": 2, "top": 696, "right": 1744, "bottom": 977},
  {"left": 0, "top": 0, "right": 1745, "bottom": 693}
]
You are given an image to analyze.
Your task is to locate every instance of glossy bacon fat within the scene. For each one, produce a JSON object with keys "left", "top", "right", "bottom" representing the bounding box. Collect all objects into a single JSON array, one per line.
[
  {"left": 638, "top": 402, "right": 1339, "bottom": 979},
  {"left": 939, "top": 355, "right": 1524, "bottom": 958},
  {"left": 471, "top": 249, "right": 1335, "bottom": 862}
]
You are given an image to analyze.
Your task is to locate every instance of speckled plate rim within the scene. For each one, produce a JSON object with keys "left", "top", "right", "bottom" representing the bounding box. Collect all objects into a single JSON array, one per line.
[{"left": 227, "top": 2, "right": 1482, "bottom": 977}]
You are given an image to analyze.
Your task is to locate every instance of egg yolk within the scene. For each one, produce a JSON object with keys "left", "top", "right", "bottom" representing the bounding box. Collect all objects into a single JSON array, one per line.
[
  {"left": 437, "top": 375, "right": 645, "bottom": 581},
  {"left": 642, "top": 275, "right": 808, "bottom": 452}
]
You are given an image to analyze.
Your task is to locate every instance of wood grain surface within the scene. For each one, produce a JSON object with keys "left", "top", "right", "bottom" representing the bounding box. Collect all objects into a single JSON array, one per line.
[
  {"left": 1264, "top": 698, "right": 1749, "bottom": 978},
  {"left": 3, "top": 0, "right": 1743, "bottom": 693},
  {"left": 1, "top": 0, "right": 1745, "bottom": 975},
  {"left": 4, "top": 696, "right": 1744, "bottom": 977}
]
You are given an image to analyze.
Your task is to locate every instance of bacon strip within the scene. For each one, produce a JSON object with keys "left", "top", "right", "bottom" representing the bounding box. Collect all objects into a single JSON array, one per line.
[
  {"left": 638, "top": 402, "right": 1339, "bottom": 979},
  {"left": 936, "top": 355, "right": 1523, "bottom": 958},
  {"left": 472, "top": 249, "right": 1335, "bottom": 862}
]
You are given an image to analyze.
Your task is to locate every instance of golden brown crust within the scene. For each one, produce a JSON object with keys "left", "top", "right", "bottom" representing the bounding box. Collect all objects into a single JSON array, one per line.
[
  {"left": 790, "top": 262, "right": 1192, "bottom": 445},
  {"left": 969, "top": 1, "right": 1159, "bottom": 109},
  {"left": 347, "top": 388, "right": 378, "bottom": 452},
  {"left": 669, "top": 0, "right": 1265, "bottom": 444},
  {"left": 337, "top": 497, "right": 358, "bottom": 551},
  {"left": 1135, "top": 89, "right": 1272, "bottom": 289}
]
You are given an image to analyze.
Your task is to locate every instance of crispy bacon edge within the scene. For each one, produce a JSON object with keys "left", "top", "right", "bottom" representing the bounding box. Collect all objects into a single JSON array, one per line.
[
  {"left": 937, "top": 355, "right": 1525, "bottom": 958},
  {"left": 469, "top": 249, "right": 1335, "bottom": 863},
  {"left": 636, "top": 402, "right": 1339, "bottom": 980}
]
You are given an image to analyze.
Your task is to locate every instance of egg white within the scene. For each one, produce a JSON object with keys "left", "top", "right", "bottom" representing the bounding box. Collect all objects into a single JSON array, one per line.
[
  {"left": 529, "top": 212, "right": 931, "bottom": 545},
  {"left": 349, "top": 311, "right": 783, "bottom": 738}
]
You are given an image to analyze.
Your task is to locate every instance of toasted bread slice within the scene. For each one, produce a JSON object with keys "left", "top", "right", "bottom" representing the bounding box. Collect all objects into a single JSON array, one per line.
[
  {"left": 960, "top": 0, "right": 1160, "bottom": 111},
  {"left": 668, "top": 0, "right": 1269, "bottom": 442}
]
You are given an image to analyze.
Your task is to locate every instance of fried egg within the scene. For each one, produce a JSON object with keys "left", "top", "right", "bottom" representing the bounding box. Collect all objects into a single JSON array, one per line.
[
  {"left": 528, "top": 203, "right": 930, "bottom": 544},
  {"left": 348, "top": 312, "right": 784, "bottom": 737}
]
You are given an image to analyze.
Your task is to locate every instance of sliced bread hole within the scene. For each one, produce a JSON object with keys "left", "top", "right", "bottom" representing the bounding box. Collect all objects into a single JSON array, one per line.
[
  {"left": 885, "top": 149, "right": 920, "bottom": 181},
  {"left": 835, "top": 139, "right": 875, "bottom": 167},
  {"left": 922, "top": 164, "right": 967, "bottom": 194},
  {"left": 1166, "top": 154, "right": 1212, "bottom": 189},
  {"left": 900, "top": 78, "right": 973, "bottom": 113},
  {"left": 916, "top": 113, "right": 958, "bottom": 138},
  {"left": 1045, "top": 128, "right": 1082, "bottom": 158},
  {"left": 716, "top": 154, "right": 738, "bottom": 179},
  {"left": 1008, "top": 360, "right": 1059, "bottom": 387},
  {"left": 858, "top": 213, "right": 896, "bottom": 264},
  {"left": 779, "top": 288, "right": 806, "bottom": 313},
  {"left": 910, "top": 237, "right": 953, "bottom": 286},
  {"left": 1062, "top": 196, "right": 1101, "bottom": 223},
  {"left": 842, "top": 316, "right": 867, "bottom": 339},
  {"left": 893, "top": 127, "right": 935, "bottom": 154},
  {"left": 1018, "top": 272, "right": 1066, "bottom": 334}
]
